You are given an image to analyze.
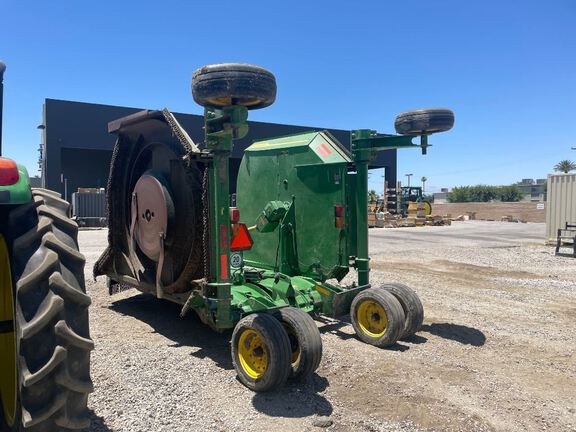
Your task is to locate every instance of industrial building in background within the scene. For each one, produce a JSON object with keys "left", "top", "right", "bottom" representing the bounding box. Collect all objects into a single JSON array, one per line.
[
  {"left": 38, "top": 99, "right": 398, "bottom": 203},
  {"left": 517, "top": 178, "right": 547, "bottom": 201}
]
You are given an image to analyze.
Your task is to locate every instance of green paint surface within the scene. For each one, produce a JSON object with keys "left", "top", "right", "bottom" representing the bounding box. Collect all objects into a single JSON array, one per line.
[
  {"left": 0, "top": 163, "right": 32, "bottom": 205},
  {"left": 237, "top": 131, "right": 351, "bottom": 282}
]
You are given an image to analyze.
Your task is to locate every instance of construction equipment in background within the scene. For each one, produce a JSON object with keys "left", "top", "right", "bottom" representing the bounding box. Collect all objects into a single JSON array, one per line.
[
  {"left": 382, "top": 182, "right": 432, "bottom": 218},
  {"left": 0, "top": 61, "right": 93, "bottom": 431},
  {"left": 94, "top": 63, "right": 454, "bottom": 392},
  {"left": 398, "top": 185, "right": 432, "bottom": 217}
]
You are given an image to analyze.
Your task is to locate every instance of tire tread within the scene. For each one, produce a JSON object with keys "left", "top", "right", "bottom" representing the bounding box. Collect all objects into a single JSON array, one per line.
[{"left": 5, "top": 189, "right": 93, "bottom": 431}]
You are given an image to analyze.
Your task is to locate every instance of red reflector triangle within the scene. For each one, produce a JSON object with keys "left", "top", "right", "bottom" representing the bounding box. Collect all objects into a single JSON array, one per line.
[{"left": 230, "top": 223, "right": 253, "bottom": 251}]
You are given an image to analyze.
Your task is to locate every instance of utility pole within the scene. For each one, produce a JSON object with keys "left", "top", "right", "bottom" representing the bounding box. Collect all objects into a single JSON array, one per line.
[{"left": 405, "top": 173, "right": 413, "bottom": 188}]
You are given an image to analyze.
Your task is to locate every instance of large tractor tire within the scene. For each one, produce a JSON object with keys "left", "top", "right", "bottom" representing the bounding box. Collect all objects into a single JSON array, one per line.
[
  {"left": 0, "top": 189, "right": 93, "bottom": 431},
  {"left": 422, "top": 200, "right": 432, "bottom": 216},
  {"left": 192, "top": 63, "right": 277, "bottom": 109}
]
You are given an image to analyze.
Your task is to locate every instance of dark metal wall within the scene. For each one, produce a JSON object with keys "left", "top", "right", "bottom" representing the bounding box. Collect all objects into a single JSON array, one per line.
[{"left": 41, "top": 99, "right": 397, "bottom": 201}]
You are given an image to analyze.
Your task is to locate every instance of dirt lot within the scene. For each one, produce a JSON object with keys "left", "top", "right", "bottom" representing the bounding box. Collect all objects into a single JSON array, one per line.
[
  {"left": 432, "top": 202, "right": 546, "bottom": 223},
  {"left": 82, "top": 221, "right": 576, "bottom": 432}
]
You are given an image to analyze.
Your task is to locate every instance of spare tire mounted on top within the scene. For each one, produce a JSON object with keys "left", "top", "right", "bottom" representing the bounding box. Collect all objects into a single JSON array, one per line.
[
  {"left": 192, "top": 63, "right": 277, "bottom": 109},
  {"left": 394, "top": 108, "right": 454, "bottom": 135}
]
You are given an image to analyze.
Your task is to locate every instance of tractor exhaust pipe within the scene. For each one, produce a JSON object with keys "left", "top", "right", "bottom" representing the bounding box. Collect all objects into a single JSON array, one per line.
[{"left": 0, "top": 61, "right": 5, "bottom": 156}]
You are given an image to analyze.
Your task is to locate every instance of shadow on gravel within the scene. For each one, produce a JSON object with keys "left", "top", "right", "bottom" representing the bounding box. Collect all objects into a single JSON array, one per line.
[
  {"left": 403, "top": 334, "right": 428, "bottom": 344},
  {"left": 316, "top": 316, "right": 356, "bottom": 341},
  {"left": 421, "top": 323, "right": 486, "bottom": 346},
  {"left": 109, "top": 294, "right": 234, "bottom": 370},
  {"left": 316, "top": 315, "right": 414, "bottom": 351},
  {"left": 251, "top": 375, "right": 333, "bottom": 418},
  {"left": 88, "top": 409, "right": 113, "bottom": 431}
]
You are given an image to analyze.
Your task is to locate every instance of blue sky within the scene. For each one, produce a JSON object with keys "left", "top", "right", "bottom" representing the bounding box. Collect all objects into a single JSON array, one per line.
[{"left": 1, "top": 0, "right": 575, "bottom": 193}]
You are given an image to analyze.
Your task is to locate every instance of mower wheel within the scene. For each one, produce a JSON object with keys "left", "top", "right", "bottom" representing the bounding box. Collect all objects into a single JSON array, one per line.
[
  {"left": 192, "top": 63, "right": 276, "bottom": 110},
  {"left": 274, "top": 307, "right": 322, "bottom": 380},
  {"left": 394, "top": 108, "right": 454, "bottom": 135},
  {"left": 350, "top": 288, "right": 405, "bottom": 348},
  {"left": 380, "top": 283, "right": 424, "bottom": 339},
  {"left": 1, "top": 189, "right": 92, "bottom": 431},
  {"left": 231, "top": 313, "right": 291, "bottom": 392}
]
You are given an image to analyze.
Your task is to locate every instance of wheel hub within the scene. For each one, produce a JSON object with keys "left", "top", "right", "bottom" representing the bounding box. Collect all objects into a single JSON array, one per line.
[
  {"left": 357, "top": 300, "right": 388, "bottom": 338},
  {"left": 238, "top": 329, "right": 268, "bottom": 379},
  {"left": 131, "top": 174, "right": 174, "bottom": 261}
]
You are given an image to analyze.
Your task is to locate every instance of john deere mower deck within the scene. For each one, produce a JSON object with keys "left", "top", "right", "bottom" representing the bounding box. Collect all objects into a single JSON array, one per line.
[
  {"left": 95, "top": 63, "right": 454, "bottom": 392},
  {"left": 0, "top": 62, "right": 93, "bottom": 431}
]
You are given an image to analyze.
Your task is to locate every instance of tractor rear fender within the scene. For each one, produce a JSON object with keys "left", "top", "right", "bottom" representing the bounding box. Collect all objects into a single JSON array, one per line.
[{"left": 0, "top": 161, "right": 32, "bottom": 205}]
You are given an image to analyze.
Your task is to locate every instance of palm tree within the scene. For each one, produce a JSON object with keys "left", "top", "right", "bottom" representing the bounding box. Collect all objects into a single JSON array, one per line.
[
  {"left": 554, "top": 160, "right": 576, "bottom": 173},
  {"left": 421, "top": 176, "right": 427, "bottom": 193},
  {"left": 368, "top": 190, "right": 379, "bottom": 203}
]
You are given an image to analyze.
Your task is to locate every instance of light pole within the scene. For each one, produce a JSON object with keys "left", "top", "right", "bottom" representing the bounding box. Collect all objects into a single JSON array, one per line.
[{"left": 405, "top": 173, "right": 413, "bottom": 187}]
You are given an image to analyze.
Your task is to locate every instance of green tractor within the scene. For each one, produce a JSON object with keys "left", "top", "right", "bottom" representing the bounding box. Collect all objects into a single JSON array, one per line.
[
  {"left": 95, "top": 63, "right": 454, "bottom": 391},
  {"left": 398, "top": 186, "right": 432, "bottom": 217},
  {"left": 0, "top": 62, "right": 93, "bottom": 431}
]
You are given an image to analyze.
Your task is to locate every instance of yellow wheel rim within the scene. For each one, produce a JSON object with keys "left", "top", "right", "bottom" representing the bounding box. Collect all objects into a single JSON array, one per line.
[
  {"left": 0, "top": 235, "right": 17, "bottom": 427},
  {"left": 238, "top": 329, "right": 268, "bottom": 379},
  {"left": 357, "top": 299, "right": 388, "bottom": 338},
  {"left": 422, "top": 201, "right": 432, "bottom": 216}
]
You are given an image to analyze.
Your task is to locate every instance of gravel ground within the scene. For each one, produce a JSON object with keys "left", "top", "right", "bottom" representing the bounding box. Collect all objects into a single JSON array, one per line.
[{"left": 81, "top": 221, "right": 576, "bottom": 432}]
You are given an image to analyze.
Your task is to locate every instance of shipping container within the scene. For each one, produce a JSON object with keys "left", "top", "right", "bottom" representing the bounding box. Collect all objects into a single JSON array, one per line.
[{"left": 546, "top": 173, "right": 576, "bottom": 243}]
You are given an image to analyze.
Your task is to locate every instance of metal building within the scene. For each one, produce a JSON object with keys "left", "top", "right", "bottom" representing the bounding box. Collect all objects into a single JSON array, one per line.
[
  {"left": 546, "top": 173, "right": 576, "bottom": 243},
  {"left": 40, "top": 99, "right": 398, "bottom": 202}
]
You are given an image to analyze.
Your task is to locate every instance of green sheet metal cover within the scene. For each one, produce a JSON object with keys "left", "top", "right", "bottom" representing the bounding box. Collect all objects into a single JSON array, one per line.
[
  {"left": 237, "top": 131, "right": 351, "bottom": 281},
  {"left": 246, "top": 131, "right": 352, "bottom": 165}
]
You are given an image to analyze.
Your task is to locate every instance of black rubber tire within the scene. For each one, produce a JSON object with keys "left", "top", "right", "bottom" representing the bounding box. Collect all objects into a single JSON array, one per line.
[
  {"left": 394, "top": 108, "right": 454, "bottom": 135},
  {"left": 231, "top": 313, "right": 291, "bottom": 392},
  {"left": 350, "top": 288, "right": 405, "bottom": 348},
  {"left": 274, "top": 307, "right": 322, "bottom": 380},
  {"left": 1, "top": 189, "right": 93, "bottom": 431},
  {"left": 192, "top": 63, "right": 276, "bottom": 110},
  {"left": 380, "top": 283, "right": 424, "bottom": 339}
]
